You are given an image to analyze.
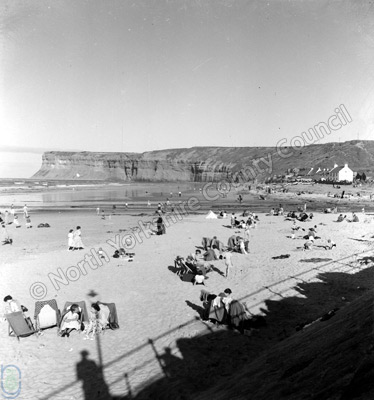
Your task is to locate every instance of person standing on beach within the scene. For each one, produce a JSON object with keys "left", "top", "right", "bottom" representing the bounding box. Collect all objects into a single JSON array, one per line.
[
  {"left": 231, "top": 213, "right": 236, "bottom": 229},
  {"left": 73, "top": 226, "right": 84, "bottom": 250},
  {"left": 96, "top": 207, "right": 100, "bottom": 215},
  {"left": 222, "top": 252, "right": 233, "bottom": 278},
  {"left": 4, "top": 211, "right": 9, "bottom": 225},
  {"left": 10, "top": 204, "right": 15, "bottom": 217},
  {"left": 23, "top": 204, "right": 28, "bottom": 218},
  {"left": 13, "top": 215, "right": 20, "bottom": 228},
  {"left": 68, "top": 229, "right": 74, "bottom": 251}
]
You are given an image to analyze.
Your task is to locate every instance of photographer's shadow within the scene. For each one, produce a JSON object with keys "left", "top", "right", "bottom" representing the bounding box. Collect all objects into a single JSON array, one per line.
[{"left": 76, "top": 350, "right": 111, "bottom": 400}]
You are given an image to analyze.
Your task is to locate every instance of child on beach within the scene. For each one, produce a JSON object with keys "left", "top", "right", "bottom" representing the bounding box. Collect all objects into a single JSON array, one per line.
[
  {"left": 25, "top": 216, "right": 32, "bottom": 228},
  {"left": 303, "top": 237, "right": 314, "bottom": 250},
  {"left": 324, "top": 239, "right": 337, "bottom": 250},
  {"left": 291, "top": 221, "right": 300, "bottom": 239},
  {"left": 59, "top": 304, "right": 81, "bottom": 337},
  {"left": 68, "top": 229, "right": 74, "bottom": 251},
  {"left": 13, "top": 215, "right": 20, "bottom": 228}
]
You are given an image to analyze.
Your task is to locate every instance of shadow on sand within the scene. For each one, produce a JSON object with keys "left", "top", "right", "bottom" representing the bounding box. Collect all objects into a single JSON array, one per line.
[{"left": 41, "top": 261, "right": 374, "bottom": 400}]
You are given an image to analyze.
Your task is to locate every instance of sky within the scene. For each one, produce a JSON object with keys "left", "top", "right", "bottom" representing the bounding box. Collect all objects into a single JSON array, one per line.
[{"left": 1, "top": 0, "right": 374, "bottom": 177}]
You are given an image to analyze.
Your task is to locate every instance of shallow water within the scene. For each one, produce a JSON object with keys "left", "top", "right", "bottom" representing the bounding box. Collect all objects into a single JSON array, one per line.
[{"left": 0, "top": 182, "right": 205, "bottom": 208}]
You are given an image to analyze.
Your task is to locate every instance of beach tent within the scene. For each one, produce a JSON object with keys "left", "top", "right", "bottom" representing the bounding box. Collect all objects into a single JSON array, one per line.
[{"left": 205, "top": 210, "right": 218, "bottom": 219}]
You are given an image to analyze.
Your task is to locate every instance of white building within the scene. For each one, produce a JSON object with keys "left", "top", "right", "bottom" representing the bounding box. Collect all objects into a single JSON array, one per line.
[{"left": 329, "top": 163, "right": 354, "bottom": 182}]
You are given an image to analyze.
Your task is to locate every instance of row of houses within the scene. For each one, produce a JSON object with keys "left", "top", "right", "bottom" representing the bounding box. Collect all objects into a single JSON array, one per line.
[{"left": 306, "top": 163, "right": 354, "bottom": 182}]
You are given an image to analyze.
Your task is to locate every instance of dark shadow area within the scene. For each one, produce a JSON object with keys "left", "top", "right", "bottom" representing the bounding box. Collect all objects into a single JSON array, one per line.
[
  {"left": 299, "top": 257, "right": 333, "bottom": 263},
  {"left": 210, "top": 265, "right": 225, "bottom": 277},
  {"left": 185, "top": 300, "right": 205, "bottom": 318},
  {"left": 121, "top": 264, "right": 374, "bottom": 400},
  {"left": 167, "top": 265, "right": 179, "bottom": 274},
  {"left": 76, "top": 350, "right": 111, "bottom": 400},
  {"left": 349, "top": 237, "right": 373, "bottom": 243},
  {"left": 40, "top": 258, "right": 374, "bottom": 400}
]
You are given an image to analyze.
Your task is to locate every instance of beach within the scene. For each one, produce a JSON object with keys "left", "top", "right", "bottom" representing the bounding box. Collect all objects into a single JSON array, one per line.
[{"left": 1, "top": 184, "right": 374, "bottom": 399}]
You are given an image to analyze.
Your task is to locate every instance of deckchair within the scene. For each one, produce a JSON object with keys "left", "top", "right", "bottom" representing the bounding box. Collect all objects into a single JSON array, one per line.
[
  {"left": 6, "top": 312, "right": 36, "bottom": 341},
  {"left": 34, "top": 299, "right": 60, "bottom": 331},
  {"left": 97, "top": 302, "right": 119, "bottom": 330},
  {"left": 174, "top": 257, "right": 196, "bottom": 275},
  {"left": 59, "top": 301, "right": 89, "bottom": 328}
]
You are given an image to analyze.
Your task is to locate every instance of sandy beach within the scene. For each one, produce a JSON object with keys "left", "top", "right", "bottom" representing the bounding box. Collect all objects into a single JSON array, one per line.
[{"left": 1, "top": 189, "right": 374, "bottom": 399}]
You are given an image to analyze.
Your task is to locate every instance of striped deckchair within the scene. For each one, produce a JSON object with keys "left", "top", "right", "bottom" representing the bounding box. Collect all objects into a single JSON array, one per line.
[{"left": 34, "top": 299, "right": 60, "bottom": 331}]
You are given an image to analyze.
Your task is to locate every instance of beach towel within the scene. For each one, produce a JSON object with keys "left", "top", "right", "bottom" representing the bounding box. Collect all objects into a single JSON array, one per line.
[
  {"left": 6, "top": 311, "right": 36, "bottom": 340},
  {"left": 34, "top": 299, "right": 60, "bottom": 330}
]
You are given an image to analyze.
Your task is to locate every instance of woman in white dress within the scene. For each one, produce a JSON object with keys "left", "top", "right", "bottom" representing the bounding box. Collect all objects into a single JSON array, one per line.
[
  {"left": 68, "top": 229, "right": 74, "bottom": 251},
  {"left": 59, "top": 304, "right": 81, "bottom": 337},
  {"left": 73, "top": 226, "right": 84, "bottom": 250}
]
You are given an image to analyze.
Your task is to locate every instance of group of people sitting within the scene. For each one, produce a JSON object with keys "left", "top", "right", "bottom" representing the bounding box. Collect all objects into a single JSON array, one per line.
[
  {"left": 289, "top": 221, "right": 336, "bottom": 251},
  {"left": 59, "top": 302, "right": 110, "bottom": 340},
  {"left": 112, "top": 248, "right": 135, "bottom": 261},
  {"left": 3, "top": 295, "right": 117, "bottom": 340},
  {"left": 231, "top": 212, "right": 259, "bottom": 229},
  {"left": 336, "top": 213, "right": 359, "bottom": 222},
  {"left": 199, "top": 288, "right": 262, "bottom": 333}
]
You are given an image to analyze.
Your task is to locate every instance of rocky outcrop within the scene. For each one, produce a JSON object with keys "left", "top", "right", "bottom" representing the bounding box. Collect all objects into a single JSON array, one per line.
[{"left": 32, "top": 140, "right": 374, "bottom": 181}]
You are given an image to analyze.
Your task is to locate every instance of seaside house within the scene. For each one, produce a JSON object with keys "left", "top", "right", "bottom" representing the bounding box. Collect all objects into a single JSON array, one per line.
[
  {"left": 328, "top": 163, "right": 354, "bottom": 182},
  {"left": 306, "top": 166, "right": 330, "bottom": 182}
]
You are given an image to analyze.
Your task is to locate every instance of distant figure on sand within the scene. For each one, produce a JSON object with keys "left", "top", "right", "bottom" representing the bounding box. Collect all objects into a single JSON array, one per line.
[
  {"left": 156, "top": 217, "right": 166, "bottom": 235},
  {"left": 25, "top": 216, "right": 32, "bottom": 228},
  {"left": 13, "top": 215, "right": 20, "bottom": 228},
  {"left": 222, "top": 252, "right": 233, "bottom": 278},
  {"left": 1, "top": 225, "right": 12, "bottom": 245},
  {"left": 23, "top": 204, "right": 28, "bottom": 218},
  {"left": 324, "top": 239, "right": 336, "bottom": 250},
  {"left": 351, "top": 213, "right": 359, "bottom": 222},
  {"left": 96, "top": 207, "right": 100, "bottom": 215},
  {"left": 68, "top": 229, "right": 74, "bottom": 251},
  {"left": 4, "top": 211, "right": 9, "bottom": 225},
  {"left": 303, "top": 237, "right": 314, "bottom": 250},
  {"left": 73, "top": 226, "right": 84, "bottom": 250}
]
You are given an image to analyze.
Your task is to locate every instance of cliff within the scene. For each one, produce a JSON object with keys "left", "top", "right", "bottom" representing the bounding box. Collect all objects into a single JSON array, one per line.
[{"left": 32, "top": 140, "right": 374, "bottom": 181}]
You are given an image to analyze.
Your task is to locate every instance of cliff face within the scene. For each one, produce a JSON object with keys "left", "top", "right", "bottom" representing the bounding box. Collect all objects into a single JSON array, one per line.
[
  {"left": 32, "top": 141, "right": 374, "bottom": 181},
  {"left": 32, "top": 151, "right": 235, "bottom": 182}
]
